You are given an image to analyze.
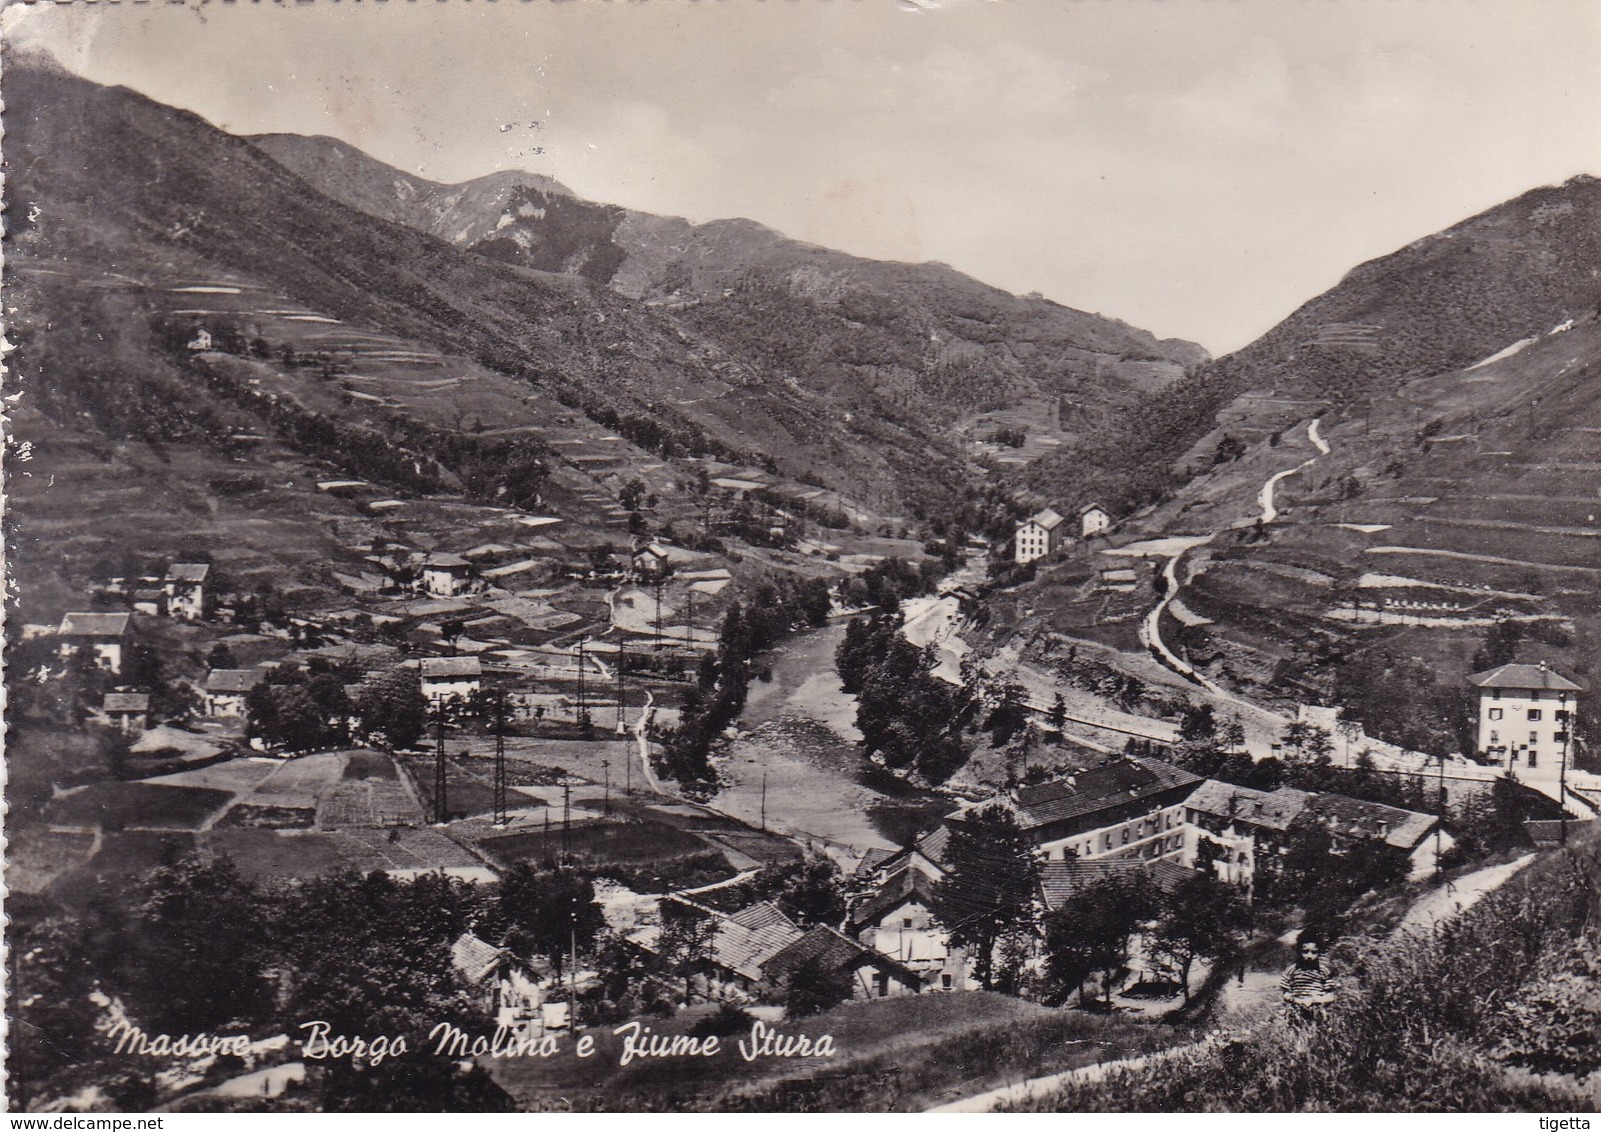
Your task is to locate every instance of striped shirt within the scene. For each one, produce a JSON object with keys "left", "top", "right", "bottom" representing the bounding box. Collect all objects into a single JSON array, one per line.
[{"left": 1281, "top": 961, "right": 1333, "bottom": 1002}]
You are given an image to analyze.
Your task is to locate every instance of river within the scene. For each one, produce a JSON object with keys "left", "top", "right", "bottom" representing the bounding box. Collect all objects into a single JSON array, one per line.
[{"left": 711, "top": 615, "right": 951, "bottom": 856}]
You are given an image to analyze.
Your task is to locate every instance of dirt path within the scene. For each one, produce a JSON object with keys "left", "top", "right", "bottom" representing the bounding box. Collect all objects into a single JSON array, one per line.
[{"left": 1395, "top": 854, "right": 1536, "bottom": 934}]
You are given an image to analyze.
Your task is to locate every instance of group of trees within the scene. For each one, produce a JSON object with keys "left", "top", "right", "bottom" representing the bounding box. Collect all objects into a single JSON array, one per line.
[
  {"left": 10, "top": 857, "right": 552, "bottom": 1110},
  {"left": 658, "top": 575, "right": 834, "bottom": 795},
  {"left": 245, "top": 660, "right": 428, "bottom": 753},
  {"left": 834, "top": 555, "right": 941, "bottom": 613},
  {"left": 836, "top": 612, "right": 977, "bottom": 783}
]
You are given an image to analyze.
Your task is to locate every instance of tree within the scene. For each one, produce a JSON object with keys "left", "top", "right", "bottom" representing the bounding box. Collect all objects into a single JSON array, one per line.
[
  {"left": 359, "top": 668, "right": 429, "bottom": 750},
  {"left": 121, "top": 854, "right": 271, "bottom": 1033},
  {"left": 1179, "top": 702, "right": 1216, "bottom": 742},
  {"left": 1043, "top": 874, "right": 1162, "bottom": 1008},
  {"left": 656, "top": 899, "right": 718, "bottom": 1005},
  {"left": 618, "top": 479, "right": 647, "bottom": 511},
  {"left": 493, "top": 864, "right": 605, "bottom": 975},
  {"left": 931, "top": 805, "right": 1042, "bottom": 991},
  {"left": 730, "top": 854, "right": 847, "bottom": 928},
  {"left": 783, "top": 956, "right": 855, "bottom": 1018},
  {"left": 1150, "top": 872, "right": 1248, "bottom": 1002},
  {"left": 1048, "top": 694, "right": 1068, "bottom": 734}
]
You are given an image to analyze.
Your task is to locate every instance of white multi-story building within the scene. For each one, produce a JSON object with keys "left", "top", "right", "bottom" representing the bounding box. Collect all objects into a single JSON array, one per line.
[
  {"left": 1469, "top": 662, "right": 1582, "bottom": 780},
  {"left": 1014, "top": 508, "right": 1066, "bottom": 565},
  {"left": 1079, "top": 502, "right": 1112, "bottom": 539}
]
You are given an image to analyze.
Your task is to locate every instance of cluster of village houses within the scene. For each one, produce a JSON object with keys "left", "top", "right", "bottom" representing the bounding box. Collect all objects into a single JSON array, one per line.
[
  {"left": 41, "top": 531, "right": 1590, "bottom": 1031},
  {"left": 444, "top": 750, "right": 1462, "bottom": 1035},
  {"left": 48, "top": 536, "right": 715, "bottom": 740}
]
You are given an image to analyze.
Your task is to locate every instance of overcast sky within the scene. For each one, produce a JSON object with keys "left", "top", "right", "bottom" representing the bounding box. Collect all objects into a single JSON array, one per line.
[{"left": 8, "top": 0, "right": 1599, "bottom": 354}]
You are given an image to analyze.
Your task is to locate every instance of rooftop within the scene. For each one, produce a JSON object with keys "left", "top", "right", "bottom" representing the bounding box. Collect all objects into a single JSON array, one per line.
[
  {"left": 1021, "top": 508, "right": 1065, "bottom": 531},
  {"left": 1011, "top": 757, "right": 1202, "bottom": 832},
  {"left": 1468, "top": 663, "right": 1583, "bottom": 693},
  {"left": 59, "top": 612, "right": 132, "bottom": 637},
  {"left": 205, "top": 668, "right": 266, "bottom": 693},
  {"left": 420, "top": 656, "right": 483, "bottom": 679},
  {"left": 450, "top": 932, "right": 504, "bottom": 986},
  {"left": 102, "top": 692, "right": 150, "bottom": 712},
  {"left": 1186, "top": 780, "right": 1314, "bottom": 832},
  {"left": 1037, "top": 857, "right": 1195, "bottom": 911},
  {"left": 1302, "top": 793, "right": 1437, "bottom": 851},
  {"left": 763, "top": 925, "right": 916, "bottom": 985},
  {"left": 166, "top": 563, "right": 211, "bottom": 583}
]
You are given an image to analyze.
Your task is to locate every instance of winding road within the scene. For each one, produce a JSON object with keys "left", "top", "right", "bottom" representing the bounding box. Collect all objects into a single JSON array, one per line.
[{"left": 1136, "top": 419, "right": 1328, "bottom": 723}]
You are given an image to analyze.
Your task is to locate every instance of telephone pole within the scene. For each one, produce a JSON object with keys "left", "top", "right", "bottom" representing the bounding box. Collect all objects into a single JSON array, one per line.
[
  {"left": 760, "top": 771, "right": 768, "bottom": 834},
  {"left": 492, "top": 689, "right": 508, "bottom": 827},
  {"left": 433, "top": 699, "right": 449, "bottom": 825},
  {"left": 576, "top": 638, "right": 588, "bottom": 731},
  {"left": 602, "top": 758, "right": 611, "bottom": 816},
  {"left": 562, "top": 781, "right": 572, "bottom": 859},
  {"left": 616, "top": 641, "right": 627, "bottom": 734}
]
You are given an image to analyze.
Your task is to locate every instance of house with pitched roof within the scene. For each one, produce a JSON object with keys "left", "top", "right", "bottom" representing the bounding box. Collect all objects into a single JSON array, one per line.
[
  {"left": 450, "top": 932, "right": 547, "bottom": 1039},
  {"left": 1468, "top": 662, "right": 1583, "bottom": 778},
  {"left": 631, "top": 543, "right": 672, "bottom": 581},
  {"left": 762, "top": 925, "right": 922, "bottom": 1001},
  {"left": 100, "top": 692, "right": 150, "bottom": 734},
  {"left": 420, "top": 553, "right": 476, "bottom": 598},
  {"left": 1009, "top": 756, "right": 1202, "bottom": 864},
  {"left": 1298, "top": 792, "right": 1445, "bottom": 879},
  {"left": 1080, "top": 502, "right": 1112, "bottom": 539},
  {"left": 57, "top": 612, "right": 133, "bottom": 674},
  {"left": 419, "top": 656, "right": 482, "bottom": 704},
  {"left": 1014, "top": 508, "right": 1066, "bottom": 565},
  {"left": 165, "top": 563, "right": 211, "bottom": 620},
  {"left": 627, "top": 898, "right": 806, "bottom": 1002},
  {"left": 205, "top": 669, "right": 266, "bottom": 717},
  {"left": 1181, "top": 780, "right": 1314, "bottom": 888}
]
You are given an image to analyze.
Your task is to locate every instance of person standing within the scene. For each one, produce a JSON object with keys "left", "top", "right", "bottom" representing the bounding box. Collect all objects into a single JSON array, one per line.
[{"left": 1281, "top": 935, "right": 1336, "bottom": 1022}]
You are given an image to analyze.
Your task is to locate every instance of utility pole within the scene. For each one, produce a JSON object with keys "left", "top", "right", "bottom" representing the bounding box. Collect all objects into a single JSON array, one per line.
[
  {"left": 602, "top": 758, "right": 611, "bottom": 816},
  {"left": 760, "top": 771, "right": 767, "bottom": 834},
  {"left": 686, "top": 586, "right": 695, "bottom": 647},
  {"left": 616, "top": 641, "right": 627, "bottom": 734},
  {"left": 576, "top": 638, "right": 587, "bottom": 731},
  {"left": 1559, "top": 717, "right": 1571, "bottom": 846},
  {"left": 492, "top": 688, "right": 508, "bottom": 828},
  {"left": 562, "top": 781, "right": 572, "bottom": 860},
  {"left": 1435, "top": 752, "right": 1446, "bottom": 873},
  {"left": 433, "top": 699, "right": 449, "bottom": 825},
  {"left": 653, "top": 578, "right": 665, "bottom": 649}
]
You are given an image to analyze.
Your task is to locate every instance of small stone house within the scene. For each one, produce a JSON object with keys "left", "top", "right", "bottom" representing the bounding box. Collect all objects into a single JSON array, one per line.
[
  {"left": 420, "top": 553, "right": 476, "bottom": 598},
  {"left": 57, "top": 612, "right": 133, "bottom": 674},
  {"left": 101, "top": 692, "right": 150, "bottom": 734},
  {"left": 419, "top": 656, "right": 482, "bottom": 704},
  {"left": 450, "top": 932, "right": 546, "bottom": 1039},
  {"left": 205, "top": 668, "right": 266, "bottom": 717},
  {"left": 763, "top": 925, "right": 923, "bottom": 1001},
  {"left": 165, "top": 563, "right": 211, "bottom": 620}
]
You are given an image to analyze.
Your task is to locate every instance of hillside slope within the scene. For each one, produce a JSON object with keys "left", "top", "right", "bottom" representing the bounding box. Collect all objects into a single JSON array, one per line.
[
  {"left": 998, "top": 178, "right": 1601, "bottom": 757},
  {"left": 2, "top": 59, "right": 962, "bottom": 530},
  {"left": 1018, "top": 175, "right": 1601, "bottom": 516},
  {"left": 254, "top": 132, "right": 1207, "bottom": 441}
]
